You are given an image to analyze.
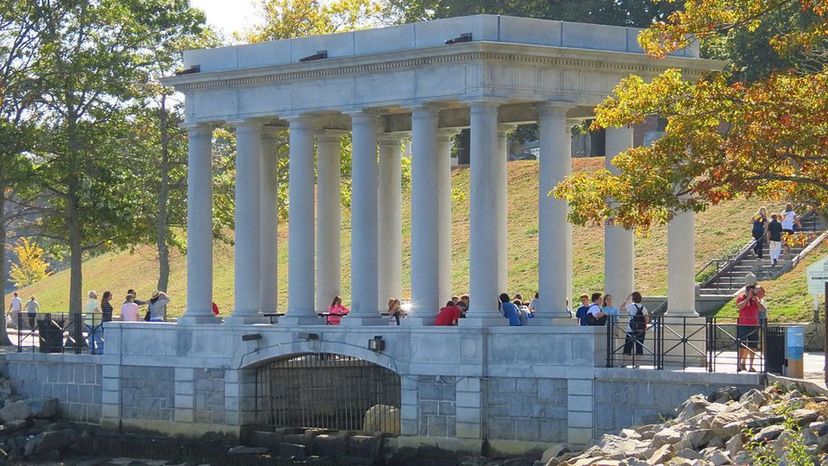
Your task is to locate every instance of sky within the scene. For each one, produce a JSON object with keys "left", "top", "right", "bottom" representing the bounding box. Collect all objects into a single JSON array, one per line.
[{"left": 190, "top": 0, "right": 263, "bottom": 39}]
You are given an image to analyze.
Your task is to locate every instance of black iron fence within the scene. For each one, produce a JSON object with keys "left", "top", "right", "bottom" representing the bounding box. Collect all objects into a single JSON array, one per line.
[
  {"left": 606, "top": 315, "right": 768, "bottom": 373},
  {"left": 14, "top": 312, "right": 106, "bottom": 354}
]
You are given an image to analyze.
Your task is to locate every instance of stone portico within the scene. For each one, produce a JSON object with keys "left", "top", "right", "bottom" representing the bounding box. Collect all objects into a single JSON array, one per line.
[{"left": 1, "top": 15, "right": 748, "bottom": 457}]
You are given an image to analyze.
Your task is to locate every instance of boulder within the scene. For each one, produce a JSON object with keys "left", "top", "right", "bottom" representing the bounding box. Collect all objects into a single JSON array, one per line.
[
  {"left": 0, "top": 420, "right": 27, "bottom": 435},
  {"left": 651, "top": 427, "right": 682, "bottom": 449},
  {"left": 541, "top": 444, "right": 570, "bottom": 464},
  {"left": 678, "top": 395, "right": 711, "bottom": 422},
  {"left": 647, "top": 444, "right": 674, "bottom": 464},
  {"left": 620, "top": 429, "right": 641, "bottom": 440},
  {"left": 677, "top": 448, "right": 703, "bottom": 460},
  {"left": 0, "top": 398, "right": 58, "bottom": 422},
  {"left": 792, "top": 409, "right": 819, "bottom": 426},
  {"left": 362, "top": 404, "right": 400, "bottom": 435},
  {"left": 228, "top": 445, "right": 268, "bottom": 454},
  {"left": 810, "top": 421, "right": 828, "bottom": 437},
  {"left": 751, "top": 424, "right": 784, "bottom": 443},
  {"left": 745, "top": 415, "right": 784, "bottom": 430},
  {"left": 708, "top": 386, "right": 742, "bottom": 404},
  {"left": 278, "top": 442, "right": 307, "bottom": 460},
  {"left": 706, "top": 437, "right": 726, "bottom": 450},
  {"left": 23, "top": 429, "right": 75, "bottom": 457},
  {"left": 738, "top": 389, "right": 769, "bottom": 411},
  {"left": 705, "top": 449, "right": 731, "bottom": 466},
  {"left": 725, "top": 433, "right": 743, "bottom": 458},
  {"left": 685, "top": 429, "right": 710, "bottom": 449}
]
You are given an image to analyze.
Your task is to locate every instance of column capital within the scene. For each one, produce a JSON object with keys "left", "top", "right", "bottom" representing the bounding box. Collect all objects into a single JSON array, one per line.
[
  {"left": 466, "top": 100, "right": 501, "bottom": 113},
  {"left": 347, "top": 109, "right": 383, "bottom": 125},
  {"left": 315, "top": 128, "right": 347, "bottom": 142},
  {"left": 536, "top": 101, "right": 575, "bottom": 116},
  {"left": 286, "top": 115, "right": 318, "bottom": 130},
  {"left": 183, "top": 122, "right": 215, "bottom": 133},
  {"left": 378, "top": 133, "right": 405, "bottom": 146},
  {"left": 228, "top": 119, "right": 267, "bottom": 134}
]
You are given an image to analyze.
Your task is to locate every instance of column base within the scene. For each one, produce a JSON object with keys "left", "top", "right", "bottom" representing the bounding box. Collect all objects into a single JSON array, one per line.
[
  {"left": 177, "top": 314, "right": 222, "bottom": 325},
  {"left": 340, "top": 316, "right": 387, "bottom": 326},
  {"left": 279, "top": 315, "right": 325, "bottom": 326},
  {"left": 526, "top": 315, "right": 577, "bottom": 326},
  {"left": 223, "top": 314, "right": 270, "bottom": 325},
  {"left": 401, "top": 317, "right": 432, "bottom": 326},
  {"left": 459, "top": 317, "right": 509, "bottom": 327},
  {"left": 666, "top": 310, "right": 700, "bottom": 318}
]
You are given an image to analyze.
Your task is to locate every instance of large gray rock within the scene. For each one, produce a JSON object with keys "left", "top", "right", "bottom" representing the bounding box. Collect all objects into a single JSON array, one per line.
[
  {"left": 0, "top": 419, "right": 27, "bottom": 435},
  {"left": 648, "top": 444, "right": 675, "bottom": 464},
  {"left": 726, "top": 433, "right": 743, "bottom": 458},
  {"left": 792, "top": 408, "right": 819, "bottom": 426},
  {"left": 751, "top": 424, "right": 785, "bottom": 443},
  {"left": 23, "top": 429, "right": 75, "bottom": 457},
  {"left": 0, "top": 398, "right": 58, "bottom": 422},
  {"left": 705, "top": 449, "right": 731, "bottom": 466},
  {"left": 678, "top": 395, "right": 711, "bottom": 422},
  {"left": 708, "top": 386, "right": 742, "bottom": 404},
  {"left": 540, "top": 444, "right": 569, "bottom": 464},
  {"left": 651, "top": 427, "right": 682, "bottom": 449},
  {"left": 739, "top": 389, "right": 769, "bottom": 411}
]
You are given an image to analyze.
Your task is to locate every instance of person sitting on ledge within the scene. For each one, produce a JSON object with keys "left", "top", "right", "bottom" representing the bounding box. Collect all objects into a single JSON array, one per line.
[
  {"left": 434, "top": 300, "right": 462, "bottom": 326},
  {"left": 327, "top": 296, "right": 349, "bottom": 325}
]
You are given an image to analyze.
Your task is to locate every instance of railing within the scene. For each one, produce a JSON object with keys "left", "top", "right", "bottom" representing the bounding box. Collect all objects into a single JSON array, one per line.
[
  {"left": 605, "top": 315, "right": 767, "bottom": 373},
  {"left": 14, "top": 312, "right": 106, "bottom": 354}
]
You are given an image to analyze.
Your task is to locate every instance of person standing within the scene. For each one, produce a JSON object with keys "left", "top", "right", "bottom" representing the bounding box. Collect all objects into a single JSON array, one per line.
[
  {"left": 586, "top": 293, "right": 606, "bottom": 326},
  {"left": 25, "top": 296, "right": 40, "bottom": 330},
  {"left": 100, "top": 291, "right": 113, "bottom": 322},
  {"left": 120, "top": 294, "right": 140, "bottom": 321},
  {"left": 621, "top": 292, "right": 649, "bottom": 356},
  {"left": 602, "top": 294, "right": 619, "bottom": 318},
  {"left": 8, "top": 292, "right": 22, "bottom": 328},
  {"left": 85, "top": 291, "right": 100, "bottom": 314},
  {"left": 751, "top": 207, "right": 768, "bottom": 259},
  {"left": 147, "top": 291, "right": 170, "bottom": 322},
  {"left": 780, "top": 203, "right": 802, "bottom": 255},
  {"left": 575, "top": 294, "right": 591, "bottom": 326},
  {"left": 388, "top": 298, "right": 403, "bottom": 325},
  {"left": 767, "top": 213, "right": 784, "bottom": 267},
  {"left": 327, "top": 296, "right": 349, "bottom": 325},
  {"left": 736, "top": 285, "right": 761, "bottom": 372},
  {"left": 529, "top": 292, "right": 539, "bottom": 313}
]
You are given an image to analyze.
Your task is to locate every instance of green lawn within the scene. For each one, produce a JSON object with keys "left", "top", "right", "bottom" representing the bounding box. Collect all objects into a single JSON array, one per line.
[{"left": 6, "top": 158, "right": 802, "bottom": 319}]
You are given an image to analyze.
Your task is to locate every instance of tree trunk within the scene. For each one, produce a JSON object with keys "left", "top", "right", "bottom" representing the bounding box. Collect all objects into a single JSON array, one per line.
[
  {"left": 0, "top": 190, "right": 13, "bottom": 345},
  {"left": 67, "top": 180, "right": 83, "bottom": 314},
  {"left": 156, "top": 95, "right": 171, "bottom": 293}
]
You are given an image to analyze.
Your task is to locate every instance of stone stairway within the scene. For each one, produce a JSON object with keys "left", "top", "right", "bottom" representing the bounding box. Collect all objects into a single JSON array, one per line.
[{"left": 698, "top": 213, "right": 827, "bottom": 297}]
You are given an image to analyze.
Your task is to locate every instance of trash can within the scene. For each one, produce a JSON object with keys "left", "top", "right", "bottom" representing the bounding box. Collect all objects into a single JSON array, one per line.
[
  {"left": 764, "top": 326, "right": 785, "bottom": 374},
  {"left": 38, "top": 318, "right": 64, "bottom": 353},
  {"left": 784, "top": 326, "right": 805, "bottom": 379}
]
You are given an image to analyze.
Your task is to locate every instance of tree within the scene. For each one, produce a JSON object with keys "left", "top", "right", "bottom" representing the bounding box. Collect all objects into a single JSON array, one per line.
[
  {"left": 24, "top": 1, "right": 212, "bottom": 314},
  {"left": 9, "top": 238, "right": 50, "bottom": 287},
  {"left": 553, "top": 0, "right": 828, "bottom": 231},
  {"left": 239, "top": 0, "right": 385, "bottom": 43}
]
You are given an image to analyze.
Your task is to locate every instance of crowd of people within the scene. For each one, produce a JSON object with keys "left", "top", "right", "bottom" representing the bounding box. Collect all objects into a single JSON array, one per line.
[
  {"left": 750, "top": 203, "right": 802, "bottom": 267},
  {"left": 6, "top": 289, "right": 172, "bottom": 329}
]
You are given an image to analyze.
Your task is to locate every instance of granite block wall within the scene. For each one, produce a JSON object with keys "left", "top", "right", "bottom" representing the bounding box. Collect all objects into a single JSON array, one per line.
[
  {"left": 417, "top": 375, "right": 456, "bottom": 437},
  {"left": 194, "top": 368, "right": 226, "bottom": 424},
  {"left": 593, "top": 379, "right": 758, "bottom": 437},
  {"left": 4, "top": 357, "right": 102, "bottom": 423},
  {"left": 484, "top": 377, "right": 568, "bottom": 443},
  {"left": 120, "top": 365, "right": 175, "bottom": 422}
]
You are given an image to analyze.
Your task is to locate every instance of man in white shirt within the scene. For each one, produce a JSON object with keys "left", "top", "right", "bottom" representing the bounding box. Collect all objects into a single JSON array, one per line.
[
  {"left": 8, "top": 292, "right": 22, "bottom": 328},
  {"left": 25, "top": 296, "right": 39, "bottom": 330}
]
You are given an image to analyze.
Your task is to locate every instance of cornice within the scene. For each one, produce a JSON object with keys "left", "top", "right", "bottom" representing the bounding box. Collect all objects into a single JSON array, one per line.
[{"left": 165, "top": 42, "right": 724, "bottom": 93}]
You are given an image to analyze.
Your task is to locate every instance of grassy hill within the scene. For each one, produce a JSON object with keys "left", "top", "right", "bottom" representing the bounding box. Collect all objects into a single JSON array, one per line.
[{"left": 6, "top": 158, "right": 797, "bottom": 319}]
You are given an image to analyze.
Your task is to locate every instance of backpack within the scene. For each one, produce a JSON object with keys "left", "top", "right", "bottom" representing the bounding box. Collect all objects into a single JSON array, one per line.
[
  {"left": 586, "top": 304, "right": 607, "bottom": 326},
  {"left": 630, "top": 304, "right": 646, "bottom": 332}
]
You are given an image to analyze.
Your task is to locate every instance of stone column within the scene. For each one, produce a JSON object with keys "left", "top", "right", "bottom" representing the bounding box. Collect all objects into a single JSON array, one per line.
[
  {"left": 409, "top": 106, "right": 441, "bottom": 322},
  {"left": 346, "top": 111, "right": 384, "bottom": 325},
  {"left": 495, "top": 125, "right": 512, "bottom": 293},
  {"left": 259, "top": 128, "right": 279, "bottom": 316},
  {"left": 437, "top": 129, "right": 456, "bottom": 305},
  {"left": 180, "top": 124, "right": 218, "bottom": 324},
  {"left": 227, "top": 121, "right": 266, "bottom": 324},
  {"left": 604, "top": 127, "right": 635, "bottom": 302},
  {"left": 464, "top": 101, "right": 504, "bottom": 325},
  {"left": 316, "top": 130, "right": 342, "bottom": 313},
  {"left": 283, "top": 117, "right": 321, "bottom": 325},
  {"left": 668, "top": 209, "right": 698, "bottom": 316},
  {"left": 378, "top": 134, "right": 403, "bottom": 307},
  {"left": 536, "top": 103, "right": 573, "bottom": 320}
]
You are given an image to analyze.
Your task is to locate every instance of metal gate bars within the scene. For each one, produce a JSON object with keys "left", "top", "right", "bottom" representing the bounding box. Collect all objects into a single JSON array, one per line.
[{"left": 255, "top": 353, "right": 401, "bottom": 434}]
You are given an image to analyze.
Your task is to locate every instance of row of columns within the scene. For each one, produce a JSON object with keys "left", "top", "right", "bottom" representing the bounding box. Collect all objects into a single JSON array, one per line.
[{"left": 181, "top": 102, "right": 696, "bottom": 325}]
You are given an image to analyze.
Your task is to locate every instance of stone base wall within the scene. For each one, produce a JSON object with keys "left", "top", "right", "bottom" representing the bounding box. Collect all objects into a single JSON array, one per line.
[
  {"left": 3, "top": 353, "right": 102, "bottom": 423},
  {"left": 593, "top": 370, "right": 759, "bottom": 438},
  {"left": 194, "top": 368, "right": 226, "bottom": 425},
  {"left": 417, "top": 375, "right": 456, "bottom": 437},
  {"left": 484, "top": 378, "right": 567, "bottom": 443},
  {"left": 120, "top": 365, "right": 175, "bottom": 422}
]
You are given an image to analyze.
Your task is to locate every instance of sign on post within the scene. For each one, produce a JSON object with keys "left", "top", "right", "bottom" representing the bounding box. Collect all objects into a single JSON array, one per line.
[{"left": 807, "top": 255, "right": 828, "bottom": 296}]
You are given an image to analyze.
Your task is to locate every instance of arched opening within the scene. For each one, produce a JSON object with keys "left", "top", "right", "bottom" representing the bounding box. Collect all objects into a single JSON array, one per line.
[{"left": 255, "top": 353, "right": 401, "bottom": 434}]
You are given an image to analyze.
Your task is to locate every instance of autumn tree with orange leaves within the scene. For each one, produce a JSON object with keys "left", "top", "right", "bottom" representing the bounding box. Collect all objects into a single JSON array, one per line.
[{"left": 553, "top": 0, "right": 828, "bottom": 231}]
